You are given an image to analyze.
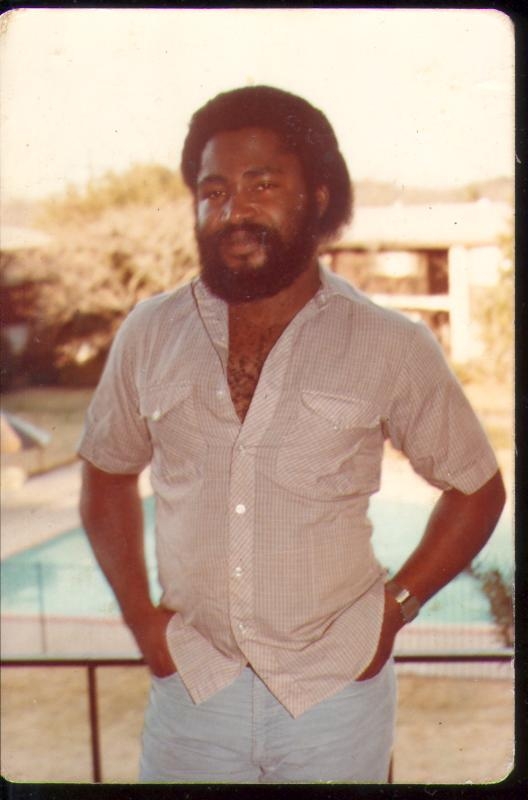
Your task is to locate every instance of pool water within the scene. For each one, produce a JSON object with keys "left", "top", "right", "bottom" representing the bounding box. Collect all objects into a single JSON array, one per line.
[{"left": 1, "top": 495, "right": 513, "bottom": 625}]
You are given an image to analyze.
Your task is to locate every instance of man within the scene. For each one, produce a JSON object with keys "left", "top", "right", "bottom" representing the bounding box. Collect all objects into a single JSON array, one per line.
[{"left": 79, "top": 85, "right": 505, "bottom": 783}]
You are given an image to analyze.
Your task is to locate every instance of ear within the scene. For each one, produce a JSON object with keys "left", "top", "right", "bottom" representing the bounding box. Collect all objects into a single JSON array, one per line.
[{"left": 315, "top": 185, "right": 330, "bottom": 219}]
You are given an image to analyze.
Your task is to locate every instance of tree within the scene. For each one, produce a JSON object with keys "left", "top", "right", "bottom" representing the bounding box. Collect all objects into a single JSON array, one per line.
[{"left": 3, "top": 165, "right": 198, "bottom": 385}]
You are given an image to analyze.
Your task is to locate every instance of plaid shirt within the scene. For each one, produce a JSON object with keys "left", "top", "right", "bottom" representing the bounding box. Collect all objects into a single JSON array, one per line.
[{"left": 79, "top": 268, "right": 498, "bottom": 717}]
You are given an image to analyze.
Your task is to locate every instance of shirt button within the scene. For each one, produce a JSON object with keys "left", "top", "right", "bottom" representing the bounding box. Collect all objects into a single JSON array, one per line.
[
  {"left": 151, "top": 409, "right": 161, "bottom": 421},
  {"left": 237, "top": 622, "right": 246, "bottom": 634},
  {"left": 234, "top": 566, "right": 242, "bottom": 577},
  {"left": 235, "top": 503, "right": 246, "bottom": 514},
  {"left": 216, "top": 388, "right": 225, "bottom": 398}
]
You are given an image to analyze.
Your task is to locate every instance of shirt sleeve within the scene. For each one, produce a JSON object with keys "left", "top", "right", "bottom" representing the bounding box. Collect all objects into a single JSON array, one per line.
[
  {"left": 387, "top": 322, "right": 499, "bottom": 494},
  {"left": 77, "top": 308, "right": 153, "bottom": 474}
]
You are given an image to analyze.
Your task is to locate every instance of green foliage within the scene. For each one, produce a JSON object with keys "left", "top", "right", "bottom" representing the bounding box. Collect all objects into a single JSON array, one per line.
[
  {"left": 454, "top": 232, "right": 513, "bottom": 386},
  {"left": 38, "top": 163, "right": 189, "bottom": 226},
  {"left": 6, "top": 166, "right": 198, "bottom": 384},
  {"left": 476, "top": 264, "right": 514, "bottom": 383},
  {"left": 468, "top": 563, "right": 513, "bottom": 648}
]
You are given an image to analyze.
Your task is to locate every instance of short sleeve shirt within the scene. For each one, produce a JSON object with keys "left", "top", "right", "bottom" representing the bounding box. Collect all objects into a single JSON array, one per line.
[{"left": 78, "top": 267, "right": 498, "bottom": 717}]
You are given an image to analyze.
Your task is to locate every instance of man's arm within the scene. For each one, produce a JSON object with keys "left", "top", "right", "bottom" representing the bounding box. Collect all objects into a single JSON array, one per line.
[
  {"left": 358, "top": 469, "right": 506, "bottom": 680},
  {"left": 79, "top": 459, "right": 176, "bottom": 677}
]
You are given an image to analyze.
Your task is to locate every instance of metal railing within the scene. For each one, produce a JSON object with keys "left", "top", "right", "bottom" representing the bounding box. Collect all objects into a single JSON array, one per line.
[
  {"left": 1, "top": 651, "right": 513, "bottom": 784},
  {"left": 1, "top": 656, "right": 144, "bottom": 783}
]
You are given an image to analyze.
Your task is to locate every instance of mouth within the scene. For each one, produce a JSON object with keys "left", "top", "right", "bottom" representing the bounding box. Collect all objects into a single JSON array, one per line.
[{"left": 220, "top": 228, "right": 265, "bottom": 259}]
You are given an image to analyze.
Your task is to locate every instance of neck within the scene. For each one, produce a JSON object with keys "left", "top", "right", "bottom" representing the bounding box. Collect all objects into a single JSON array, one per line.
[{"left": 228, "top": 258, "right": 321, "bottom": 329}]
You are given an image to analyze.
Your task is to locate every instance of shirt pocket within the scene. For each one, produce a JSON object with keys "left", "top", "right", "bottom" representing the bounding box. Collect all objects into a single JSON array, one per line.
[
  {"left": 274, "top": 390, "right": 383, "bottom": 499},
  {"left": 139, "top": 382, "right": 207, "bottom": 482}
]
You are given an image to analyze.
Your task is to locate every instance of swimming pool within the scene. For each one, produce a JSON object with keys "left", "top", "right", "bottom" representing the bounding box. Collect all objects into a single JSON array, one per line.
[{"left": 1, "top": 495, "right": 513, "bottom": 626}]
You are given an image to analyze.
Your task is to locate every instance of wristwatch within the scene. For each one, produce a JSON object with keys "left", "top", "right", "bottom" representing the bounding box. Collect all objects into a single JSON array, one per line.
[{"left": 385, "top": 580, "right": 421, "bottom": 623}]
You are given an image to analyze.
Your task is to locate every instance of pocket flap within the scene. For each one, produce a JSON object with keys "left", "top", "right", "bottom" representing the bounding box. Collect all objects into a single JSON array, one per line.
[
  {"left": 139, "top": 382, "right": 193, "bottom": 421},
  {"left": 301, "top": 390, "right": 379, "bottom": 430}
]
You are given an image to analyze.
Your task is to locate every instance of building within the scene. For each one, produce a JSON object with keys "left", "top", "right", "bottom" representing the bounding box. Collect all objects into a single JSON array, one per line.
[{"left": 321, "top": 200, "right": 512, "bottom": 363}]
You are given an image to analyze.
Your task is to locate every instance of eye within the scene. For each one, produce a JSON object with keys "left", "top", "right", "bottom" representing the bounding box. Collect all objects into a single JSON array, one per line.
[
  {"left": 204, "top": 189, "right": 226, "bottom": 200},
  {"left": 255, "top": 181, "right": 278, "bottom": 192}
]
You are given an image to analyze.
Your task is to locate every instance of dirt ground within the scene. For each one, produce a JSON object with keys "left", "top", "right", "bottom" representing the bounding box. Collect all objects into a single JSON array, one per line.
[{"left": 0, "top": 666, "right": 514, "bottom": 785}]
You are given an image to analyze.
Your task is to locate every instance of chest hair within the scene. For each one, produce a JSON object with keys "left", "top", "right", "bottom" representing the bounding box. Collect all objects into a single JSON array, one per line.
[{"left": 227, "top": 318, "right": 288, "bottom": 422}]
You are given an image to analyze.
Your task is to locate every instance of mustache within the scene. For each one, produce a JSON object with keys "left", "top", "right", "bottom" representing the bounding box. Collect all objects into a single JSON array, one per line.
[{"left": 203, "top": 222, "right": 275, "bottom": 246}]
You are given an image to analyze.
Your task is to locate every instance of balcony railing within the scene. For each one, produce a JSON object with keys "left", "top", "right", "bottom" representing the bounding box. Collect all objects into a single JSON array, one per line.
[{"left": 1, "top": 651, "right": 513, "bottom": 784}]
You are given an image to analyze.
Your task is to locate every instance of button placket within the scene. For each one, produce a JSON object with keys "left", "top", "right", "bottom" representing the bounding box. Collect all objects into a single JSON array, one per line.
[
  {"left": 238, "top": 295, "right": 323, "bottom": 441},
  {"left": 225, "top": 294, "right": 327, "bottom": 647},
  {"left": 227, "top": 444, "right": 256, "bottom": 645}
]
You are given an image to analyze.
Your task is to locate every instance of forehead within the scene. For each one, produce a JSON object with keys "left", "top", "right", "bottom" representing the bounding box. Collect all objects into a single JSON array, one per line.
[{"left": 197, "top": 127, "right": 303, "bottom": 181}]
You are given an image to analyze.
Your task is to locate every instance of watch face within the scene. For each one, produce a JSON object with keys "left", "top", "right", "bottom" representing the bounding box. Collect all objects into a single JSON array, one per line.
[
  {"left": 395, "top": 588, "right": 411, "bottom": 604},
  {"left": 386, "top": 582, "right": 420, "bottom": 622}
]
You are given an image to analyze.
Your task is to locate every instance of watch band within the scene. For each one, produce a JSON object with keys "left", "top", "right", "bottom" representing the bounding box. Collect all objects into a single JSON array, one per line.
[{"left": 385, "top": 580, "right": 421, "bottom": 623}]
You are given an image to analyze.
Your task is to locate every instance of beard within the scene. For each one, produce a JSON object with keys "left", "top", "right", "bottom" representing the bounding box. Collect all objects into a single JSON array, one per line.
[{"left": 196, "top": 203, "right": 321, "bottom": 303}]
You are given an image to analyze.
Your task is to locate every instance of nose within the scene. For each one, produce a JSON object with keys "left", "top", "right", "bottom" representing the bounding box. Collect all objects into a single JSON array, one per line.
[{"left": 221, "top": 190, "right": 255, "bottom": 224}]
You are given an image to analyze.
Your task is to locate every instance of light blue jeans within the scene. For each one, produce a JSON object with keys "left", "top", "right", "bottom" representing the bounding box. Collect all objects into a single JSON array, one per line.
[{"left": 139, "top": 659, "right": 396, "bottom": 783}]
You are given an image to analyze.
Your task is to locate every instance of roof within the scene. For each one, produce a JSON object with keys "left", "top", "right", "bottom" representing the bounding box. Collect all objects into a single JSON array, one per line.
[{"left": 332, "top": 200, "right": 512, "bottom": 250}]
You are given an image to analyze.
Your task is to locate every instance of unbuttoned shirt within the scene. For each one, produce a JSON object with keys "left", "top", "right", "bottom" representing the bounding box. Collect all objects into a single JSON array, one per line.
[{"left": 78, "top": 267, "right": 498, "bottom": 717}]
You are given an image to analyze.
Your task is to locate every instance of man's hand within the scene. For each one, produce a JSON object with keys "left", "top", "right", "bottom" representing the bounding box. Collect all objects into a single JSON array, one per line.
[
  {"left": 127, "top": 605, "right": 178, "bottom": 678},
  {"left": 80, "top": 462, "right": 177, "bottom": 679},
  {"left": 356, "top": 589, "right": 403, "bottom": 681},
  {"left": 356, "top": 470, "right": 506, "bottom": 682}
]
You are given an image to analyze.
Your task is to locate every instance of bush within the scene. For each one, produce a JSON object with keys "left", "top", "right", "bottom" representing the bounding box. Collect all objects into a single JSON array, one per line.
[
  {"left": 5, "top": 165, "right": 199, "bottom": 386},
  {"left": 455, "top": 231, "right": 513, "bottom": 386},
  {"left": 467, "top": 563, "right": 513, "bottom": 647},
  {"left": 475, "top": 261, "right": 514, "bottom": 383},
  {"left": 38, "top": 163, "right": 189, "bottom": 226}
]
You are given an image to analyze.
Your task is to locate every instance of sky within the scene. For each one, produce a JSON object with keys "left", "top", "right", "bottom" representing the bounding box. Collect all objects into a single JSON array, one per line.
[{"left": 0, "top": 8, "right": 514, "bottom": 202}]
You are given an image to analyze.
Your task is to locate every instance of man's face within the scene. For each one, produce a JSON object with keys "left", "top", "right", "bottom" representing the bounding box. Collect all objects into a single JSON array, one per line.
[{"left": 194, "top": 127, "right": 321, "bottom": 303}]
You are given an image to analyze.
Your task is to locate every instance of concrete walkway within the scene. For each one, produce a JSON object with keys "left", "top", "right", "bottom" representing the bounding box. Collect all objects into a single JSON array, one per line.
[{"left": 1, "top": 461, "right": 152, "bottom": 560}]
